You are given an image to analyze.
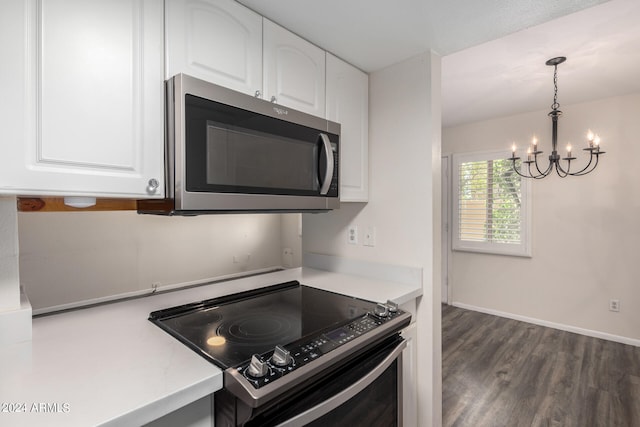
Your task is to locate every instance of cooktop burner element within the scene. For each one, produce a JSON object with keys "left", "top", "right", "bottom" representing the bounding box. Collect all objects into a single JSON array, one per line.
[
  {"left": 149, "top": 280, "right": 411, "bottom": 408},
  {"left": 218, "top": 312, "right": 300, "bottom": 345}
]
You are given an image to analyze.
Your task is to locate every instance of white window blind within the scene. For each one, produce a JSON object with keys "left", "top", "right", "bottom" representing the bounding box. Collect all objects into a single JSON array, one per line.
[{"left": 452, "top": 150, "right": 531, "bottom": 257}]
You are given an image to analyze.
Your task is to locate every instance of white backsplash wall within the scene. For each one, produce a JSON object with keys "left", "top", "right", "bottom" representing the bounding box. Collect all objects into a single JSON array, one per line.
[
  {"left": 18, "top": 211, "right": 284, "bottom": 310},
  {"left": 280, "top": 213, "right": 302, "bottom": 268}
]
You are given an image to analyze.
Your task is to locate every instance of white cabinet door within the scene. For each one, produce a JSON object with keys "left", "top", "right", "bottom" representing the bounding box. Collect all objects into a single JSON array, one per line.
[
  {"left": 0, "top": 0, "right": 164, "bottom": 198},
  {"left": 326, "top": 54, "right": 369, "bottom": 202},
  {"left": 263, "top": 19, "right": 326, "bottom": 118},
  {"left": 145, "top": 395, "right": 213, "bottom": 427},
  {"left": 166, "top": 0, "right": 263, "bottom": 96}
]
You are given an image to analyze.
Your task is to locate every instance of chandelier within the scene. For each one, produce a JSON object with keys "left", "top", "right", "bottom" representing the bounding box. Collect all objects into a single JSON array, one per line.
[{"left": 509, "top": 56, "right": 605, "bottom": 178}]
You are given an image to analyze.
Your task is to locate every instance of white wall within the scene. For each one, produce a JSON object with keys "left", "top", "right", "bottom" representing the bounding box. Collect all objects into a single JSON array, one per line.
[
  {"left": 0, "top": 196, "right": 32, "bottom": 346},
  {"left": 18, "top": 211, "right": 284, "bottom": 311},
  {"left": 0, "top": 197, "right": 20, "bottom": 311},
  {"left": 303, "top": 52, "right": 442, "bottom": 427},
  {"left": 443, "top": 92, "right": 640, "bottom": 344}
]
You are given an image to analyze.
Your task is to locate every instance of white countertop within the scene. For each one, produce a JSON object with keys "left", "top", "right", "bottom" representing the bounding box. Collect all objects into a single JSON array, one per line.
[{"left": 0, "top": 267, "right": 422, "bottom": 427}]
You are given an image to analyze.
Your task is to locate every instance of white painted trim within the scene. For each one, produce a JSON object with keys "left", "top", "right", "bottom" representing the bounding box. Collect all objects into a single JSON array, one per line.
[
  {"left": 0, "top": 287, "right": 32, "bottom": 345},
  {"left": 451, "top": 302, "right": 640, "bottom": 348},
  {"left": 441, "top": 154, "right": 451, "bottom": 304},
  {"left": 32, "top": 266, "right": 282, "bottom": 316}
]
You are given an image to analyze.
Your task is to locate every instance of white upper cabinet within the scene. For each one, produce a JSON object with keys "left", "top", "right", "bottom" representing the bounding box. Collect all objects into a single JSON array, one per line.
[
  {"left": 326, "top": 54, "right": 369, "bottom": 202},
  {"left": 263, "top": 19, "right": 326, "bottom": 118},
  {"left": 0, "top": 0, "right": 165, "bottom": 198},
  {"left": 165, "top": 0, "right": 263, "bottom": 96}
]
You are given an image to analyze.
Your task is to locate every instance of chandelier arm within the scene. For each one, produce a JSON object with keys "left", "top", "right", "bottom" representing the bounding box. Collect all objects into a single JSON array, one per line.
[
  {"left": 533, "top": 156, "right": 547, "bottom": 176},
  {"left": 517, "top": 157, "right": 554, "bottom": 179},
  {"left": 555, "top": 163, "right": 569, "bottom": 178},
  {"left": 570, "top": 153, "right": 600, "bottom": 176},
  {"left": 512, "top": 158, "right": 541, "bottom": 179},
  {"left": 533, "top": 172, "right": 548, "bottom": 179},
  {"left": 567, "top": 151, "right": 596, "bottom": 176},
  {"left": 555, "top": 158, "right": 570, "bottom": 177},
  {"left": 526, "top": 161, "right": 543, "bottom": 179},
  {"left": 537, "top": 160, "right": 554, "bottom": 179},
  {"left": 511, "top": 161, "right": 531, "bottom": 179},
  {"left": 529, "top": 165, "right": 549, "bottom": 179}
]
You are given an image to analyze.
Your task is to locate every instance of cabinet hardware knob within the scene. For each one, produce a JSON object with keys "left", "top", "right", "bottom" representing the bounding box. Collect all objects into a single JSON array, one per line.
[
  {"left": 254, "top": 90, "right": 261, "bottom": 98},
  {"left": 270, "top": 95, "right": 277, "bottom": 103},
  {"left": 147, "top": 178, "right": 159, "bottom": 194}
]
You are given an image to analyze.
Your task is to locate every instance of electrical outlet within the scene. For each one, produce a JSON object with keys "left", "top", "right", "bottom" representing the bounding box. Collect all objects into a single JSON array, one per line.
[
  {"left": 348, "top": 225, "right": 358, "bottom": 245},
  {"left": 283, "top": 248, "right": 293, "bottom": 268},
  {"left": 151, "top": 282, "right": 160, "bottom": 293},
  {"left": 609, "top": 299, "right": 620, "bottom": 312},
  {"left": 233, "top": 254, "right": 251, "bottom": 264}
]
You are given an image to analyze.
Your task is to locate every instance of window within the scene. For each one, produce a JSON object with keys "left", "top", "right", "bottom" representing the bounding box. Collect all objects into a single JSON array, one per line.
[{"left": 452, "top": 150, "right": 531, "bottom": 257}]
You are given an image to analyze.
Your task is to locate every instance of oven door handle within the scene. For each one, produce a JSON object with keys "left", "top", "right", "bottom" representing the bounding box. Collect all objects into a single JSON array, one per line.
[{"left": 276, "top": 339, "right": 406, "bottom": 427}]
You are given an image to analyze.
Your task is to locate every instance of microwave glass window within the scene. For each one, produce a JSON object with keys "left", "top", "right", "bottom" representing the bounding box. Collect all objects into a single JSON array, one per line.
[
  {"left": 184, "top": 94, "right": 338, "bottom": 197},
  {"left": 206, "top": 123, "right": 318, "bottom": 191}
]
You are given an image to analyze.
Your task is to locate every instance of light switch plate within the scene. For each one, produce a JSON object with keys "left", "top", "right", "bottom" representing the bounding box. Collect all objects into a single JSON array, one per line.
[{"left": 364, "top": 226, "right": 376, "bottom": 247}]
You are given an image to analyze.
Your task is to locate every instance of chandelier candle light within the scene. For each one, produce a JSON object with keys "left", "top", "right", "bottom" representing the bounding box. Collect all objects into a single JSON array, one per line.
[{"left": 509, "top": 56, "right": 605, "bottom": 178}]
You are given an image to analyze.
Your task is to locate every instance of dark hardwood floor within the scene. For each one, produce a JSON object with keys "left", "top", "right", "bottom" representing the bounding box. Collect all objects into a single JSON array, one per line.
[{"left": 442, "top": 304, "right": 640, "bottom": 427}]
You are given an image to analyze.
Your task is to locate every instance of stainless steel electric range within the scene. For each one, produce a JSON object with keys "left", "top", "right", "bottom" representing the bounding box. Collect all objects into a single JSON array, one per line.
[{"left": 149, "top": 280, "right": 411, "bottom": 426}]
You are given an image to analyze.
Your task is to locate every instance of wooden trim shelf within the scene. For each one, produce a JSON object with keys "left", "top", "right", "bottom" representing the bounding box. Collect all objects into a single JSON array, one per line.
[{"left": 17, "top": 198, "right": 137, "bottom": 212}]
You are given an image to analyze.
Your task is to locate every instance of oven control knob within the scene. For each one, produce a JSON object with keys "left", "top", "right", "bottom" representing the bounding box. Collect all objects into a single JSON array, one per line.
[
  {"left": 271, "top": 345, "right": 292, "bottom": 367},
  {"left": 247, "top": 354, "right": 269, "bottom": 378},
  {"left": 374, "top": 303, "right": 389, "bottom": 318},
  {"left": 386, "top": 300, "right": 399, "bottom": 313}
]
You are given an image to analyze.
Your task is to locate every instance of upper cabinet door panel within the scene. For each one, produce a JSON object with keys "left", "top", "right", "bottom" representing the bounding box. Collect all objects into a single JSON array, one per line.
[
  {"left": 0, "top": 0, "right": 164, "bottom": 198},
  {"left": 166, "top": 0, "right": 263, "bottom": 96},
  {"left": 326, "top": 54, "right": 369, "bottom": 202},
  {"left": 263, "top": 19, "right": 325, "bottom": 118},
  {"left": 40, "top": 0, "right": 140, "bottom": 168}
]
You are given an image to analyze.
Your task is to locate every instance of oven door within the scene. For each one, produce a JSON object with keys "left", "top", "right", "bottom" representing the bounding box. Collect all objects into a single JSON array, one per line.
[{"left": 229, "top": 335, "right": 405, "bottom": 427}]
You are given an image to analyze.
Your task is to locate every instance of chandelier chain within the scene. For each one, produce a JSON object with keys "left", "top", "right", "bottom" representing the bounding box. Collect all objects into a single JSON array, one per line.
[{"left": 551, "top": 65, "right": 560, "bottom": 111}]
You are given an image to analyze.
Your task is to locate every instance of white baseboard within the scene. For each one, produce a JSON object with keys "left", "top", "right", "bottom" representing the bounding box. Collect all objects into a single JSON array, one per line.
[{"left": 451, "top": 302, "right": 640, "bottom": 348}]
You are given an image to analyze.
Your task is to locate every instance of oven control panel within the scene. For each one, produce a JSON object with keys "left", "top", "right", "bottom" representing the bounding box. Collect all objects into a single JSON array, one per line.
[{"left": 235, "top": 301, "right": 405, "bottom": 389}]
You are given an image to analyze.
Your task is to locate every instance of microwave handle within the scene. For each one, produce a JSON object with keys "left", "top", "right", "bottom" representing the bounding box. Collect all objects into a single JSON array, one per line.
[{"left": 319, "top": 133, "right": 334, "bottom": 195}]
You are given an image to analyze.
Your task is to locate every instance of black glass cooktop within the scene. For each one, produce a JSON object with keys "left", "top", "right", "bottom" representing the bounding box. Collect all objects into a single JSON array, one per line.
[{"left": 149, "top": 281, "right": 377, "bottom": 369}]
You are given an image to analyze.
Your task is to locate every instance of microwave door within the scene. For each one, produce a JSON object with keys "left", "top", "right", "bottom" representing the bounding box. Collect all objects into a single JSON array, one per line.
[
  {"left": 318, "top": 133, "right": 334, "bottom": 196},
  {"left": 139, "top": 74, "right": 341, "bottom": 214}
]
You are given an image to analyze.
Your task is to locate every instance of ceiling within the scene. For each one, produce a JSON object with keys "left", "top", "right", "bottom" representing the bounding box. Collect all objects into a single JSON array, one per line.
[
  {"left": 237, "top": 0, "right": 640, "bottom": 127},
  {"left": 441, "top": 0, "right": 640, "bottom": 127}
]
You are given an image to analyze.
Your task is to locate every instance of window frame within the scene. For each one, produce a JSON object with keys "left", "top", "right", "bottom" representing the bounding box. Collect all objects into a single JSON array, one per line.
[{"left": 451, "top": 150, "right": 532, "bottom": 257}]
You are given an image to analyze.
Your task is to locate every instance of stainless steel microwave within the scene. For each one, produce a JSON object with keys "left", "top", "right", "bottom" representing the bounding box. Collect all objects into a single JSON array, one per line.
[{"left": 138, "top": 74, "right": 340, "bottom": 215}]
